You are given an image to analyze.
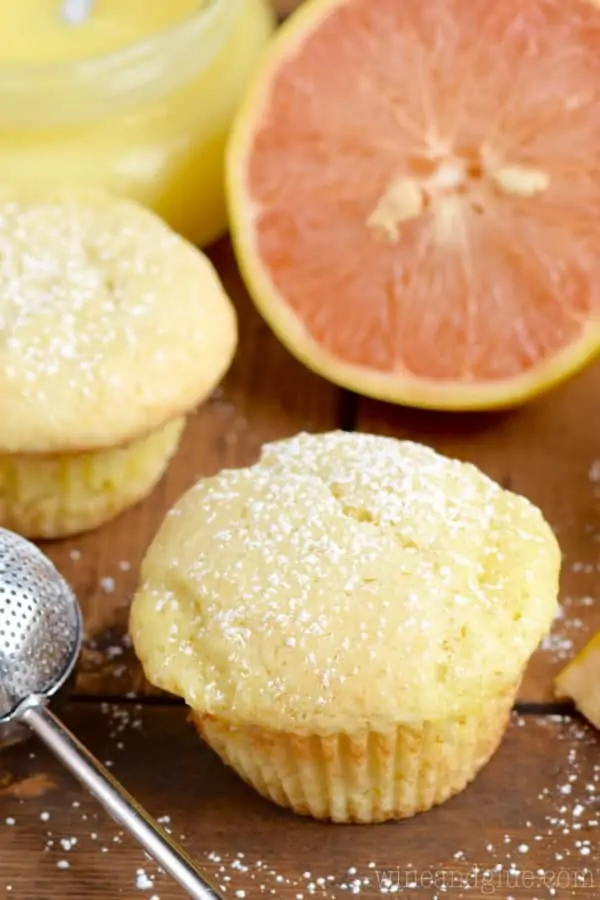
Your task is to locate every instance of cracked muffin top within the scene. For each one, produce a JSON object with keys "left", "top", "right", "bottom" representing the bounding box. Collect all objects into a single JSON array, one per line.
[{"left": 130, "top": 431, "right": 560, "bottom": 734}]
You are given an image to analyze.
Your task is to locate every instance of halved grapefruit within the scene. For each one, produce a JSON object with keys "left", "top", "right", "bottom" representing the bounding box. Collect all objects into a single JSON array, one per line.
[{"left": 227, "top": 0, "right": 600, "bottom": 410}]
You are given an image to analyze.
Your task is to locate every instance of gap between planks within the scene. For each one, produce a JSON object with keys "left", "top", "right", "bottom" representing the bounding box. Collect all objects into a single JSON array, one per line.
[{"left": 66, "top": 693, "right": 580, "bottom": 721}]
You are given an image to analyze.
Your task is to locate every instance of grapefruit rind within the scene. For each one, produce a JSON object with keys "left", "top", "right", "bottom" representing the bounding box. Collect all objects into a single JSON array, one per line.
[
  {"left": 555, "top": 632, "right": 600, "bottom": 730},
  {"left": 227, "top": 0, "right": 600, "bottom": 411}
]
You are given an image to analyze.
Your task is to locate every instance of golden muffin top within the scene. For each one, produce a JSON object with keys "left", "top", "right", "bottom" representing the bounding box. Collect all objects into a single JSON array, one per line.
[
  {"left": 0, "top": 187, "right": 237, "bottom": 454},
  {"left": 130, "top": 431, "right": 560, "bottom": 734}
]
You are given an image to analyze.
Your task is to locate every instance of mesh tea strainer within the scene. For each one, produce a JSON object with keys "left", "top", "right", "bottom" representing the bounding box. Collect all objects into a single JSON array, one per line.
[{"left": 0, "top": 527, "right": 221, "bottom": 900}]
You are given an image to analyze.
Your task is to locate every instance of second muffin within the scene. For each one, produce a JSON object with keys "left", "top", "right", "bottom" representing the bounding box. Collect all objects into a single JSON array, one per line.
[
  {"left": 131, "top": 431, "right": 560, "bottom": 823},
  {"left": 0, "top": 187, "right": 237, "bottom": 538}
]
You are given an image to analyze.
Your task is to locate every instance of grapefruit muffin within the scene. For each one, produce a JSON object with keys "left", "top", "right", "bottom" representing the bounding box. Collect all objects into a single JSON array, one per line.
[
  {"left": 0, "top": 186, "right": 236, "bottom": 538},
  {"left": 130, "top": 431, "right": 560, "bottom": 822}
]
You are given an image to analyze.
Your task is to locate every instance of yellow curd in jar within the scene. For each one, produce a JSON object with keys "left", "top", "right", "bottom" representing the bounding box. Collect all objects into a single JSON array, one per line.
[{"left": 0, "top": 0, "right": 275, "bottom": 245}]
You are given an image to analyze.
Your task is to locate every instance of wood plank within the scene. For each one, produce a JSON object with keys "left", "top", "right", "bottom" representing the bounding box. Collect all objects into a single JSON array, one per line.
[
  {"left": 357, "top": 362, "right": 600, "bottom": 704},
  {"left": 1, "top": 704, "right": 599, "bottom": 898},
  {"left": 273, "top": 0, "right": 304, "bottom": 17},
  {"left": 40, "top": 238, "right": 344, "bottom": 698}
]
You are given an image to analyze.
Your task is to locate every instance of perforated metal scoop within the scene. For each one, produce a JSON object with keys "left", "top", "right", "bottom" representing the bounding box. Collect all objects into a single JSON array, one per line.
[{"left": 0, "top": 528, "right": 221, "bottom": 900}]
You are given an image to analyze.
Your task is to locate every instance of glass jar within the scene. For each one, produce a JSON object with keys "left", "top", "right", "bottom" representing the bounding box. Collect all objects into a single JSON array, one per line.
[{"left": 0, "top": 0, "right": 275, "bottom": 246}]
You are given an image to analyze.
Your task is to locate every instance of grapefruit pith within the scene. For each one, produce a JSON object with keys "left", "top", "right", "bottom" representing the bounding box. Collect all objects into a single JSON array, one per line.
[{"left": 227, "top": 0, "right": 600, "bottom": 410}]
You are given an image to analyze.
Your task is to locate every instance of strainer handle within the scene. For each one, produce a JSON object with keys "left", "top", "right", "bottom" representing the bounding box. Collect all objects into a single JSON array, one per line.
[{"left": 21, "top": 702, "right": 223, "bottom": 900}]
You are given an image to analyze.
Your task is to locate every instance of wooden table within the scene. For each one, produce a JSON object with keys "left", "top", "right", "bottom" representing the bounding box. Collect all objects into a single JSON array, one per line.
[{"left": 3, "top": 8, "right": 600, "bottom": 897}]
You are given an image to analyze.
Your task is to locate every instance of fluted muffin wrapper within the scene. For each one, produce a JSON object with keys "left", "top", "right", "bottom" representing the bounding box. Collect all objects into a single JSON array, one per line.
[
  {"left": 0, "top": 418, "right": 184, "bottom": 539},
  {"left": 191, "top": 683, "right": 516, "bottom": 823}
]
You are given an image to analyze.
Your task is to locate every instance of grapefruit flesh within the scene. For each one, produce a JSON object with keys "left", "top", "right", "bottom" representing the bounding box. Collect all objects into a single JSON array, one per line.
[{"left": 228, "top": 0, "right": 600, "bottom": 409}]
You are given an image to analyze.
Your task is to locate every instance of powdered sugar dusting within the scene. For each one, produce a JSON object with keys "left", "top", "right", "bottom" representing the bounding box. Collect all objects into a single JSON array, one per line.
[
  {"left": 537, "top": 457, "right": 600, "bottom": 668},
  {"left": 134, "top": 432, "right": 559, "bottom": 729},
  {"left": 539, "top": 597, "right": 593, "bottom": 662},
  {"left": 135, "top": 869, "right": 154, "bottom": 890},
  {"left": 0, "top": 188, "right": 234, "bottom": 453},
  {"left": 1, "top": 708, "right": 598, "bottom": 898},
  {"left": 0, "top": 195, "right": 176, "bottom": 394}
]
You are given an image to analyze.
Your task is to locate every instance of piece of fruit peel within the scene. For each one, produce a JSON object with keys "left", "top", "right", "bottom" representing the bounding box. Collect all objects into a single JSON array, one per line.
[{"left": 554, "top": 632, "right": 600, "bottom": 729}]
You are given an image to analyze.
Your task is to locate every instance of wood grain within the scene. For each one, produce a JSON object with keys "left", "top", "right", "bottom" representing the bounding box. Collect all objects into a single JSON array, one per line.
[
  {"left": 273, "top": 0, "right": 304, "bottom": 17},
  {"left": 42, "top": 238, "right": 344, "bottom": 698},
  {"left": 1, "top": 704, "right": 599, "bottom": 898},
  {"left": 357, "top": 363, "right": 600, "bottom": 704}
]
